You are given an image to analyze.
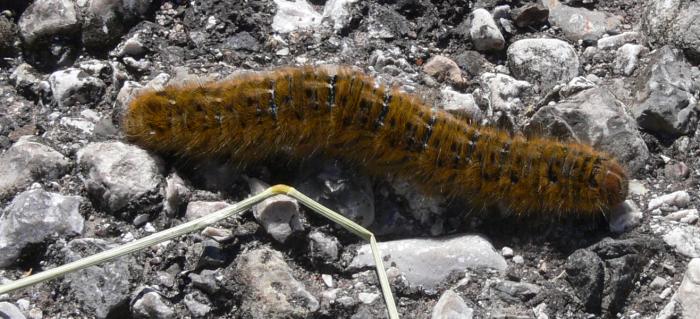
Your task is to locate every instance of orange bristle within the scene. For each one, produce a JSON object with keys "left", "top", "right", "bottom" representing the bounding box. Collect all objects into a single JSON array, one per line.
[{"left": 123, "top": 66, "right": 629, "bottom": 217}]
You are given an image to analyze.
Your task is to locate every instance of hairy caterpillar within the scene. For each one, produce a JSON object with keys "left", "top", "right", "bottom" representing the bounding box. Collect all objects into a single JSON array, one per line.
[{"left": 123, "top": 66, "right": 628, "bottom": 216}]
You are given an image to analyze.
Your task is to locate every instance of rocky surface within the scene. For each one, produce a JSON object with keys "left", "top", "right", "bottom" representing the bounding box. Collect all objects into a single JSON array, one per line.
[{"left": 0, "top": 0, "right": 698, "bottom": 318}]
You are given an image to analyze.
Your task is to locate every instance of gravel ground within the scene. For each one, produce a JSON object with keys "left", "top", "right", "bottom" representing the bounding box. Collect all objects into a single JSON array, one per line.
[{"left": 0, "top": 0, "right": 699, "bottom": 318}]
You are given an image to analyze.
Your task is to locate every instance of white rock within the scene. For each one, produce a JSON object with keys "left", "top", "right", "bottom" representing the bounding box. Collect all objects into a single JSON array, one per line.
[
  {"left": 272, "top": 0, "right": 322, "bottom": 33},
  {"left": 648, "top": 191, "right": 690, "bottom": 211},
  {"left": 507, "top": 38, "right": 579, "bottom": 93},
  {"left": 77, "top": 142, "right": 164, "bottom": 213},
  {"left": 431, "top": 290, "right": 473, "bottom": 319},
  {"left": 0, "top": 302, "right": 26, "bottom": 319},
  {"left": 662, "top": 225, "right": 700, "bottom": 258},
  {"left": 322, "top": 0, "right": 359, "bottom": 31},
  {"left": 441, "top": 88, "right": 482, "bottom": 121},
  {"left": 0, "top": 189, "right": 83, "bottom": 267},
  {"left": 479, "top": 72, "right": 532, "bottom": 112},
  {"left": 0, "top": 137, "right": 71, "bottom": 198},
  {"left": 49, "top": 68, "right": 106, "bottom": 108},
  {"left": 597, "top": 32, "right": 641, "bottom": 50},
  {"left": 614, "top": 44, "right": 645, "bottom": 76},
  {"left": 470, "top": 8, "right": 505, "bottom": 51},
  {"left": 350, "top": 234, "right": 506, "bottom": 291},
  {"left": 678, "top": 259, "right": 700, "bottom": 319},
  {"left": 357, "top": 292, "right": 379, "bottom": 304},
  {"left": 609, "top": 200, "right": 643, "bottom": 233},
  {"left": 249, "top": 179, "right": 303, "bottom": 243},
  {"left": 185, "top": 201, "right": 231, "bottom": 221}
]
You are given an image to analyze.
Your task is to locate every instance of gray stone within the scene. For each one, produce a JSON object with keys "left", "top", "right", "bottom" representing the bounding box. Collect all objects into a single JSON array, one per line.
[
  {"left": 183, "top": 293, "right": 211, "bottom": 318},
  {"left": 296, "top": 162, "right": 374, "bottom": 227},
  {"left": 308, "top": 230, "right": 340, "bottom": 261},
  {"left": 63, "top": 238, "right": 137, "bottom": 319},
  {"left": 613, "top": 44, "right": 646, "bottom": 76},
  {"left": 0, "top": 302, "right": 26, "bottom": 319},
  {"left": 322, "top": 0, "right": 359, "bottom": 31},
  {"left": 678, "top": 258, "right": 700, "bottom": 319},
  {"left": 0, "top": 189, "right": 83, "bottom": 267},
  {"left": 542, "top": 0, "right": 621, "bottom": 41},
  {"left": 643, "top": 0, "right": 700, "bottom": 60},
  {"left": 10, "top": 63, "right": 48, "bottom": 97},
  {"left": 224, "top": 32, "right": 260, "bottom": 52},
  {"left": 648, "top": 191, "right": 690, "bottom": 210},
  {"left": 163, "top": 172, "right": 190, "bottom": 217},
  {"left": 349, "top": 234, "right": 507, "bottom": 291},
  {"left": 249, "top": 179, "right": 303, "bottom": 243},
  {"left": 665, "top": 209, "right": 698, "bottom": 224},
  {"left": 78, "top": 0, "right": 155, "bottom": 48},
  {"left": 479, "top": 72, "right": 532, "bottom": 112},
  {"left": 589, "top": 238, "right": 658, "bottom": 315},
  {"left": 234, "top": 247, "right": 320, "bottom": 319},
  {"left": 526, "top": 87, "right": 649, "bottom": 173},
  {"left": 507, "top": 38, "right": 579, "bottom": 93},
  {"left": 661, "top": 225, "right": 700, "bottom": 257},
  {"left": 0, "top": 16, "right": 17, "bottom": 56},
  {"left": 271, "top": 0, "right": 322, "bottom": 33},
  {"left": 441, "top": 88, "right": 482, "bottom": 121},
  {"left": 491, "top": 280, "right": 542, "bottom": 302},
  {"left": 49, "top": 68, "right": 106, "bottom": 108},
  {"left": 609, "top": 200, "right": 642, "bottom": 233},
  {"left": 431, "top": 290, "right": 473, "bottom": 319},
  {"left": 0, "top": 137, "right": 71, "bottom": 199},
  {"left": 188, "top": 269, "right": 220, "bottom": 294},
  {"left": 597, "top": 32, "right": 642, "bottom": 50},
  {"left": 423, "top": 55, "right": 464, "bottom": 83},
  {"left": 18, "top": 0, "right": 79, "bottom": 45},
  {"left": 131, "top": 288, "right": 175, "bottom": 319},
  {"left": 77, "top": 142, "right": 164, "bottom": 213},
  {"left": 185, "top": 201, "right": 230, "bottom": 221},
  {"left": 470, "top": 9, "right": 505, "bottom": 52},
  {"left": 565, "top": 249, "right": 604, "bottom": 313},
  {"left": 631, "top": 46, "right": 699, "bottom": 138}
]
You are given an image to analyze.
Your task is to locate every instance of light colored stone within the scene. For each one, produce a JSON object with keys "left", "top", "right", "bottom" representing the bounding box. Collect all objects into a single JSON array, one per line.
[
  {"left": 235, "top": 247, "right": 319, "bottom": 318},
  {"left": 507, "top": 38, "right": 579, "bottom": 93},
  {"left": 272, "top": 0, "right": 322, "bottom": 33},
  {"left": 678, "top": 258, "right": 700, "bottom": 319},
  {"left": 185, "top": 201, "right": 231, "bottom": 221},
  {"left": 597, "top": 32, "right": 641, "bottom": 50},
  {"left": 0, "top": 189, "right": 83, "bottom": 267},
  {"left": 249, "top": 179, "right": 303, "bottom": 243},
  {"left": 49, "top": 68, "right": 106, "bottom": 108},
  {"left": 431, "top": 290, "right": 473, "bottom": 319},
  {"left": 609, "top": 200, "right": 643, "bottom": 233},
  {"left": 470, "top": 9, "right": 505, "bottom": 51},
  {"left": 350, "top": 234, "right": 506, "bottom": 291},
  {"left": 648, "top": 191, "right": 690, "bottom": 210},
  {"left": 0, "top": 137, "right": 71, "bottom": 198},
  {"left": 18, "top": 0, "right": 79, "bottom": 45},
  {"left": 77, "top": 142, "right": 164, "bottom": 213}
]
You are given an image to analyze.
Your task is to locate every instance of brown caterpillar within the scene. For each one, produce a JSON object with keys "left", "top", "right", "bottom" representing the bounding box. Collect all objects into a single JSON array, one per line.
[{"left": 123, "top": 66, "right": 628, "bottom": 217}]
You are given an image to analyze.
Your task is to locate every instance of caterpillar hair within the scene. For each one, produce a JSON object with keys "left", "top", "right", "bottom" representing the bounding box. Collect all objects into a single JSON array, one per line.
[{"left": 123, "top": 66, "right": 629, "bottom": 217}]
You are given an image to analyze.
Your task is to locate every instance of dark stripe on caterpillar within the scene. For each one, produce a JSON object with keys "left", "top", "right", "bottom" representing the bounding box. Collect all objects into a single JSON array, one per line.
[{"left": 123, "top": 66, "right": 629, "bottom": 216}]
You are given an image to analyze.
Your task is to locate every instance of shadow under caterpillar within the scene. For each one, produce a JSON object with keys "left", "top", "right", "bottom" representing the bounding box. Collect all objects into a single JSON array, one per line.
[{"left": 123, "top": 66, "right": 628, "bottom": 217}]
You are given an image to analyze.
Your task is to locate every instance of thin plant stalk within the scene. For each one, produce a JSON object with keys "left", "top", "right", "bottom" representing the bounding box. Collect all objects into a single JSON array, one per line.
[{"left": 0, "top": 185, "right": 399, "bottom": 319}]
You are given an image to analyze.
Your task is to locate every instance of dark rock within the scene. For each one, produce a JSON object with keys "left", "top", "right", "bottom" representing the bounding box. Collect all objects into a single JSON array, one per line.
[
  {"left": 631, "top": 46, "right": 700, "bottom": 139},
  {"left": 234, "top": 247, "right": 320, "bottom": 319},
  {"left": 63, "top": 238, "right": 139, "bottom": 319},
  {"left": 526, "top": 87, "right": 650, "bottom": 173},
  {"left": 565, "top": 249, "right": 605, "bottom": 313},
  {"left": 512, "top": 3, "right": 549, "bottom": 28}
]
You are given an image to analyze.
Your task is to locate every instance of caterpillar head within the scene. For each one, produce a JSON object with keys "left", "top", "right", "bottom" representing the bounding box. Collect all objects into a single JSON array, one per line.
[{"left": 601, "top": 159, "right": 629, "bottom": 209}]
